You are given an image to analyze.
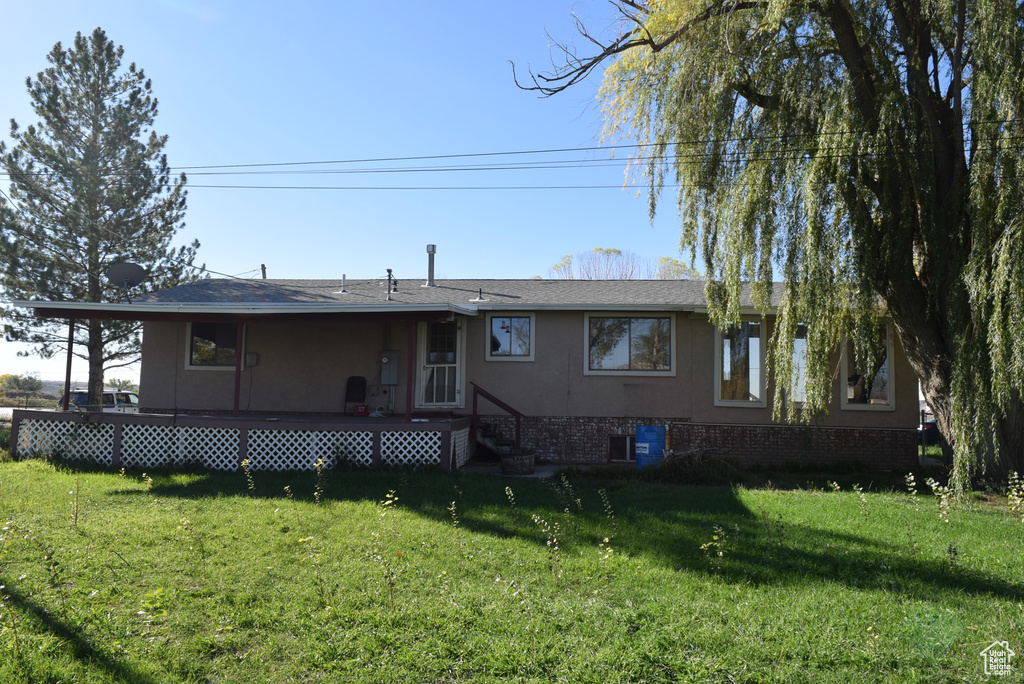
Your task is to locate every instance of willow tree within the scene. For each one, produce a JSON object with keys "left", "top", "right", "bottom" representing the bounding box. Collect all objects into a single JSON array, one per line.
[
  {"left": 0, "top": 28, "right": 200, "bottom": 408},
  {"left": 520, "top": 1, "right": 1024, "bottom": 488}
]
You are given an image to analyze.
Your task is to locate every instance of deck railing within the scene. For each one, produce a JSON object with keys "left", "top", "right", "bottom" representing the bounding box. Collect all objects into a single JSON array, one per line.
[
  {"left": 9, "top": 410, "right": 472, "bottom": 471},
  {"left": 469, "top": 382, "right": 524, "bottom": 450}
]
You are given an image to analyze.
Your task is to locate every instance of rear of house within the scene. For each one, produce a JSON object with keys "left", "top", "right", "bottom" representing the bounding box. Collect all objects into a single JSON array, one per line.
[{"left": 132, "top": 276, "right": 917, "bottom": 470}]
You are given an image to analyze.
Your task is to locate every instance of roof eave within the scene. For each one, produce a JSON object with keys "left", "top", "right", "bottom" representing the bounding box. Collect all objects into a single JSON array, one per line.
[{"left": 11, "top": 300, "right": 480, "bottom": 320}]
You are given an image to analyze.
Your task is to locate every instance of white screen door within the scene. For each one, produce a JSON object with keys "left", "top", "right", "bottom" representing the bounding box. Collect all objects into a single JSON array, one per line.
[{"left": 420, "top": 320, "right": 462, "bottom": 407}]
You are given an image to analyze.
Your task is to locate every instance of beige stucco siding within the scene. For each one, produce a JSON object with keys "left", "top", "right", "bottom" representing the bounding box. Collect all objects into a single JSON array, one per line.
[
  {"left": 140, "top": 310, "right": 918, "bottom": 429},
  {"left": 140, "top": 319, "right": 411, "bottom": 413},
  {"left": 464, "top": 311, "right": 693, "bottom": 418}
]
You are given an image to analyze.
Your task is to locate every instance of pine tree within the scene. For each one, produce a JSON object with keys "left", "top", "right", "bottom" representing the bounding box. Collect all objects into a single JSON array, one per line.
[{"left": 0, "top": 27, "right": 200, "bottom": 408}]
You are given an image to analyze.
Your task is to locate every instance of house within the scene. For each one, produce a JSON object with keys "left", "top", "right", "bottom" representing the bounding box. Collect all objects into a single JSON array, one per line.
[{"left": 10, "top": 249, "right": 919, "bottom": 471}]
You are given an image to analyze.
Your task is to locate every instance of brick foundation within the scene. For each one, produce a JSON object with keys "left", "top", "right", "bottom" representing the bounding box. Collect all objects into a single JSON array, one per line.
[{"left": 482, "top": 416, "right": 918, "bottom": 471}]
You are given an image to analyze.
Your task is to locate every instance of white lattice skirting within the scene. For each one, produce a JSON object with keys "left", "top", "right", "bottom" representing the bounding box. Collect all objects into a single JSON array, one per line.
[
  {"left": 15, "top": 417, "right": 462, "bottom": 471},
  {"left": 381, "top": 431, "right": 441, "bottom": 467},
  {"left": 17, "top": 419, "right": 115, "bottom": 466},
  {"left": 121, "top": 424, "right": 240, "bottom": 470},
  {"left": 452, "top": 427, "right": 471, "bottom": 468},
  {"left": 247, "top": 429, "right": 374, "bottom": 471}
]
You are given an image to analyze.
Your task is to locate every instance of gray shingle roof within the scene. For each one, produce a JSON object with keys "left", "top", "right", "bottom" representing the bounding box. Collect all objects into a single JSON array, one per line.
[{"left": 135, "top": 278, "right": 776, "bottom": 310}]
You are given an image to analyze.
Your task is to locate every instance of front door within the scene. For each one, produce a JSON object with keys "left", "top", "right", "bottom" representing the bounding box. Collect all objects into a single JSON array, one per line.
[{"left": 419, "top": 319, "right": 463, "bottom": 407}]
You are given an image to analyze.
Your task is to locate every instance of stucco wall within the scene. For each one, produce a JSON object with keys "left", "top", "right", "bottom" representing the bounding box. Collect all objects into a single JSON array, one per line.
[
  {"left": 140, "top": 310, "right": 918, "bottom": 433},
  {"left": 466, "top": 311, "right": 918, "bottom": 430},
  {"left": 140, "top": 319, "right": 411, "bottom": 414}
]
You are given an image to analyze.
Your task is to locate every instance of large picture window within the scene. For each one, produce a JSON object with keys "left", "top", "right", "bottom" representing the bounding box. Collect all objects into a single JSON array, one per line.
[
  {"left": 842, "top": 327, "right": 894, "bottom": 410},
  {"left": 487, "top": 314, "right": 534, "bottom": 361},
  {"left": 715, "top": 321, "right": 766, "bottom": 407},
  {"left": 585, "top": 314, "right": 674, "bottom": 375},
  {"left": 187, "top": 322, "right": 239, "bottom": 368}
]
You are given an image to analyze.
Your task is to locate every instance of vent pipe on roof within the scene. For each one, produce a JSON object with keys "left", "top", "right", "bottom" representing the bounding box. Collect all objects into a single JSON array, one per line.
[{"left": 424, "top": 244, "right": 437, "bottom": 287}]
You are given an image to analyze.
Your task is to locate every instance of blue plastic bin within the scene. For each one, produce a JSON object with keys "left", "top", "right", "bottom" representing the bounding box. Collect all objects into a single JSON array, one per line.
[{"left": 636, "top": 426, "right": 666, "bottom": 469}]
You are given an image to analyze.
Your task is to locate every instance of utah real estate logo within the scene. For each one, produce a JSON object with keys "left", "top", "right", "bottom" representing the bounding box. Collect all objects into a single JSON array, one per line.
[{"left": 980, "top": 640, "right": 1015, "bottom": 676}]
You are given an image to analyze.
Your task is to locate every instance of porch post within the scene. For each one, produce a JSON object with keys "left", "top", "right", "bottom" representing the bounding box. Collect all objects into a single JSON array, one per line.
[
  {"left": 63, "top": 318, "right": 75, "bottom": 410},
  {"left": 232, "top": 322, "right": 244, "bottom": 417},
  {"left": 405, "top": 317, "right": 415, "bottom": 421}
]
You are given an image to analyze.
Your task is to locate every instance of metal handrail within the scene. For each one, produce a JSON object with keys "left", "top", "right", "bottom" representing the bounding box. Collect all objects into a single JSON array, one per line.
[{"left": 469, "top": 382, "right": 523, "bottom": 451}]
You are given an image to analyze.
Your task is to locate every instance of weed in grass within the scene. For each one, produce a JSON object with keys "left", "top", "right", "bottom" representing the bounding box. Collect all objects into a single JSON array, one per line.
[
  {"left": 758, "top": 507, "right": 785, "bottom": 549},
  {"left": 282, "top": 485, "right": 304, "bottom": 531},
  {"left": 598, "top": 537, "right": 614, "bottom": 575},
  {"left": 905, "top": 472, "right": 918, "bottom": 497},
  {"left": 142, "top": 472, "right": 154, "bottom": 492},
  {"left": 925, "top": 477, "right": 953, "bottom": 523},
  {"left": 504, "top": 486, "right": 516, "bottom": 509},
  {"left": 597, "top": 487, "right": 616, "bottom": 534},
  {"left": 40, "top": 542, "right": 70, "bottom": 620},
  {"left": 530, "top": 514, "right": 562, "bottom": 579},
  {"left": 700, "top": 524, "right": 728, "bottom": 574},
  {"left": 313, "top": 459, "right": 326, "bottom": 505},
  {"left": 240, "top": 459, "right": 255, "bottom": 494},
  {"left": 448, "top": 500, "right": 468, "bottom": 558},
  {"left": 828, "top": 480, "right": 841, "bottom": 493},
  {"left": 905, "top": 521, "right": 919, "bottom": 557},
  {"left": 69, "top": 469, "right": 80, "bottom": 528},
  {"left": 1007, "top": 472, "right": 1024, "bottom": 523},
  {"left": 118, "top": 467, "right": 125, "bottom": 479},
  {"left": 448, "top": 499, "right": 459, "bottom": 528},
  {"left": 370, "top": 490, "right": 401, "bottom": 605},
  {"left": 176, "top": 507, "right": 210, "bottom": 577},
  {"left": 947, "top": 542, "right": 960, "bottom": 572},
  {"left": 852, "top": 483, "right": 868, "bottom": 516},
  {"left": 547, "top": 474, "right": 583, "bottom": 515},
  {"left": 298, "top": 535, "right": 335, "bottom": 609}
]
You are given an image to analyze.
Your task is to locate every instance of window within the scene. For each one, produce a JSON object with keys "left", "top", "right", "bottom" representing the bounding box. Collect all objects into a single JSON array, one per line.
[
  {"left": 115, "top": 392, "right": 139, "bottom": 407},
  {"left": 487, "top": 314, "right": 534, "bottom": 361},
  {"left": 585, "top": 314, "right": 675, "bottom": 376},
  {"left": 842, "top": 327, "right": 894, "bottom": 410},
  {"left": 791, "top": 324, "right": 808, "bottom": 405},
  {"left": 187, "top": 322, "right": 239, "bottom": 368},
  {"left": 715, "top": 321, "right": 766, "bottom": 407}
]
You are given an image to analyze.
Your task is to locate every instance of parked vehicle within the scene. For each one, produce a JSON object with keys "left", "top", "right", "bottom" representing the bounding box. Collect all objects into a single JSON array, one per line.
[
  {"left": 918, "top": 414, "right": 939, "bottom": 446},
  {"left": 59, "top": 388, "right": 139, "bottom": 413}
]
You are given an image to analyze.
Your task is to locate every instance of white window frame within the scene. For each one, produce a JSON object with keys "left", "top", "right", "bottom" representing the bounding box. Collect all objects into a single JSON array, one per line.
[
  {"left": 714, "top": 318, "right": 767, "bottom": 408},
  {"left": 185, "top": 322, "right": 244, "bottom": 371},
  {"left": 789, "top": 324, "right": 809, "bottom": 408},
  {"left": 840, "top": 326, "right": 895, "bottom": 411},
  {"left": 485, "top": 312, "right": 535, "bottom": 362},
  {"left": 583, "top": 312, "right": 677, "bottom": 377}
]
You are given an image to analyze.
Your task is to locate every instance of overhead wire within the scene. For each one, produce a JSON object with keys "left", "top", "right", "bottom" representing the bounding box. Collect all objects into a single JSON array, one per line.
[{"left": 1, "top": 122, "right": 1021, "bottom": 190}]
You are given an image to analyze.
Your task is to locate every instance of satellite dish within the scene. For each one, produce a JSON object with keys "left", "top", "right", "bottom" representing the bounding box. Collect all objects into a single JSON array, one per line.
[{"left": 106, "top": 263, "right": 146, "bottom": 303}]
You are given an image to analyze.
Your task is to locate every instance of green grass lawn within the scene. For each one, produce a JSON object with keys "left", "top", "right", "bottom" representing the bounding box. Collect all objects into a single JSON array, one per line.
[{"left": 0, "top": 459, "right": 1019, "bottom": 683}]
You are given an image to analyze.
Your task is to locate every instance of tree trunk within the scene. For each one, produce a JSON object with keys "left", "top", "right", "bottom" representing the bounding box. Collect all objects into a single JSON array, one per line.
[
  {"left": 898, "top": 319, "right": 1024, "bottom": 480},
  {"left": 87, "top": 319, "right": 104, "bottom": 412}
]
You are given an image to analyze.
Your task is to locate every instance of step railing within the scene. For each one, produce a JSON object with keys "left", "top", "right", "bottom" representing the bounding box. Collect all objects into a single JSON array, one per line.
[{"left": 469, "top": 382, "right": 523, "bottom": 451}]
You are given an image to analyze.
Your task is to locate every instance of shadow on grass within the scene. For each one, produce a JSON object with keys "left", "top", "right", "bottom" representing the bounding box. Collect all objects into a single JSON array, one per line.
[
  {"left": 0, "top": 580, "right": 158, "bottom": 684},
  {"left": 85, "top": 462, "right": 1024, "bottom": 604}
]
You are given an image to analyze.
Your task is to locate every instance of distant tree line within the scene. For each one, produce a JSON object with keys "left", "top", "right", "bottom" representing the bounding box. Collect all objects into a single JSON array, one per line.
[{"left": 0, "top": 373, "right": 44, "bottom": 393}]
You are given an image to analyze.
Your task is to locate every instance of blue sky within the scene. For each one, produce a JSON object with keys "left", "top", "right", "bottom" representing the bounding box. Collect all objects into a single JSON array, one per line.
[{"left": 0, "top": 1, "right": 690, "bottom": 382}]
